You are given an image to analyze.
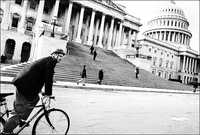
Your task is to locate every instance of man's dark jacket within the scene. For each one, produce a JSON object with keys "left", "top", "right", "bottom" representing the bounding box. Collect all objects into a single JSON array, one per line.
[{"left": 12, "top": 57, "right": 57, "bottom": 101}]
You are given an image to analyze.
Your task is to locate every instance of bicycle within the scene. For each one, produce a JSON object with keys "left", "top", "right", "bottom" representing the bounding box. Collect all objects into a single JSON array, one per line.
[{"left": 0, "top": 92, "right": 70, "bottom": 135}]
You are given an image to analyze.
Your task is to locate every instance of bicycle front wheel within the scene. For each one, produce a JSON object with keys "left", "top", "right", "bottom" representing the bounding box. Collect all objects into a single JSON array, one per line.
[
  {"left": 0, "top": 117, "right": 5, "bottom": 133},
  {"left": 32, "top": 108, "right": 70, "bottom": 135}
]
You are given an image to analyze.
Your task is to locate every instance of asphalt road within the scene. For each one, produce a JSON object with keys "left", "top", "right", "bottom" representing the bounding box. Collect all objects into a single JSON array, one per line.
[{"left": 1, "top": 84, "right": 199, "bottom": 134}]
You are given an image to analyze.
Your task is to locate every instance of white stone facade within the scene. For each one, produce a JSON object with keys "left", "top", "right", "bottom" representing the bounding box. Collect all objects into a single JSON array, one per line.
[
  {"left": 0, "top": 0, "right": 141, "bottom": 63},
  {"left": 137, "top": 3, "right": 200, "bottom": 84}
]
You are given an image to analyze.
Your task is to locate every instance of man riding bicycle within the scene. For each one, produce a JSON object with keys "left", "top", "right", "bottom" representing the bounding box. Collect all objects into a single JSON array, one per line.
[{"left": 1, "top": 49, "right": 65, "bottom": 134}]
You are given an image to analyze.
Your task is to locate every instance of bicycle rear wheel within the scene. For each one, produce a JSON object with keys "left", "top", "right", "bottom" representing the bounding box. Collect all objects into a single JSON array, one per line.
[
  {"left": 32, "top": 108, "right": 70, "bottom": 135},
  {"left": 0, "top": 117, "right": 5, "bottom": 133}
]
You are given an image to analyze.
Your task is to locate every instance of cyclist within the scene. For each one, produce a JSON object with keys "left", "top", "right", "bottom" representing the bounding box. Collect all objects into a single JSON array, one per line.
[{"left": 1, "top": 49, "right": 65, "bottom": 134}]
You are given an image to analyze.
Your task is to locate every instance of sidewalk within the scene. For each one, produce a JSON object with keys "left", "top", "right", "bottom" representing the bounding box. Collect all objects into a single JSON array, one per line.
[{"left": 1, "top": 76, "right": 199, "bottom": 95}]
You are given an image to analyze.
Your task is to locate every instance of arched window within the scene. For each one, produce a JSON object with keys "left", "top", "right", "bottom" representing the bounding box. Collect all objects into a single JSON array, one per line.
[
  {"left": 159, "top": 58, "right": 163, "bottom": 67},
  {"left": 166, "top": 60, "right": 169, "bottom": 68},
  {"left": 158, "top": 72, "right": 162, "bottom": 77},
  {"left": 170, "top": 61, "right": 174, "bottom": 69},
  {"left": 21, "top": 42, "right": 31, "bottom": 62},
  {"left": 4, "top": 39, "right": 16, "bottom": 60},
  {"left": 169, "top": 74, "right": 172, "bottom": 79},
  {"left": 153, "top": 57, "right": 157, "bottom": 66}
]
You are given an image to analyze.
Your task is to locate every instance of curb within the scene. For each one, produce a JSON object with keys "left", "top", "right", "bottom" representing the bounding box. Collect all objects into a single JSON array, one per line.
[{"left": 1, "top": 76, "right": 199, "bottom": 95}]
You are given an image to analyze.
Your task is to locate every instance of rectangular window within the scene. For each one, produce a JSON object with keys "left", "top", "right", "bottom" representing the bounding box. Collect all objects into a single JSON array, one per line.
[
  {"left": 11, "top": 17, "right": 19, "bottom": 28},
  {"left": 26, "top": 21, "right": 33, "bottom": 31}
]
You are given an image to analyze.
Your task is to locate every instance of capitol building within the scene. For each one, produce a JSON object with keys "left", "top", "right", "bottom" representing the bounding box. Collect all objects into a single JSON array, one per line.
[
  {"left": 133, "top": 3, "right": 200, "bottom": 84},
  {"left": 0, "top": 0, "right": 199, "bottom": 85},
  {"left": 0, "top": 0, "right": 141, "bottom": 61}
]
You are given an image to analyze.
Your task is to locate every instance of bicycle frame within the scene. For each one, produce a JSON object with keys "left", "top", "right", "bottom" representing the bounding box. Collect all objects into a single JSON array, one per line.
[
  {"left": 11, "top": 96, "right": 55, "bottom": 135},
  {"left": 0, "top": 98, "right": 11, "bottom": 119},
  {"left": 14, "top": 104, "right": 45, "bottom": 134}
]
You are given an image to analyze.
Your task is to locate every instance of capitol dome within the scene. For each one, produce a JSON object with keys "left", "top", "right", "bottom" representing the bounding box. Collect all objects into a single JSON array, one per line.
[{"left": 143, "top": 2, "right": 192, "bottom": 48}]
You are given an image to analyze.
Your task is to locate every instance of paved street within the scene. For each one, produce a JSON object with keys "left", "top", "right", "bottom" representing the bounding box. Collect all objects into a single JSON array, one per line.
[{"left": 1, "top": 84, "right": 199, "bottom": 134}]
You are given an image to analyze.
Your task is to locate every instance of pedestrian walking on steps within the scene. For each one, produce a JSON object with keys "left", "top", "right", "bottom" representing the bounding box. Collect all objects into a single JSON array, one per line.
[
  {"left": 1, "top": 49, "right": 65, "bottom": 134},
  {"left": 77, "top": 65, "right": 87, "bottom": 86},
  {"left": 65, "top": 35, "right": 70, "bottom": 55},
  {"left": 90, "top": 45, "right": 94, "bottom": 54},
  {"left": 97, "top": 69, "right": 104, "bottom": 85},
  {"left": 135, "top": 67, "right": 139, "bottom": 79},
  {"left": 93, "top": 49, "right": 97, "bottom": 61}
]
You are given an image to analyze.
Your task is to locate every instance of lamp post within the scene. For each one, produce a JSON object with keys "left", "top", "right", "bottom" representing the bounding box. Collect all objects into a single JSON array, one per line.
[{"left": 51, "top": 17, "right": 57, "bottom": 37}]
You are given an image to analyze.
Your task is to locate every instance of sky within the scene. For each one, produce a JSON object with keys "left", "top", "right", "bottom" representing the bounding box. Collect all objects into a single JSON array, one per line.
[{"left": 115, "top": 0, "right": 199, "bottom": 53}]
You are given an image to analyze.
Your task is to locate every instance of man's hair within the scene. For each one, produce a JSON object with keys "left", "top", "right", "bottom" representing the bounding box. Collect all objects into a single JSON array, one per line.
[{"left": 51, "top": 49, "right": 65, "bottom": 56}]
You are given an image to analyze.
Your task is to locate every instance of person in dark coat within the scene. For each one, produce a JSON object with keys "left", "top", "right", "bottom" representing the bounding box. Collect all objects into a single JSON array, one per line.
[
  {"left": 0, "top": 55, "right": 7, "bottom": 63},
  {"left": 97, "top": 69, "right": 104, "bottom": 85},
  {"left": 135, "top": 67, "right": 139, "bottom": 79},
  {"left": 77, "top": 65, "right": 87, "bottom": 86},
  {"left": 2, "top": 49, "right": 65, "bottom": 134},
  {"left": 93, "top": 49, "right": 97, "bottom": 61},
  {"left": 90, "top": 45, "right": 94, "bottom": 54}
]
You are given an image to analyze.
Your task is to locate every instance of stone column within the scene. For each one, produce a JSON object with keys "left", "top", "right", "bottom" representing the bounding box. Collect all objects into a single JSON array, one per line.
[
  {"left": 188, "top": 38, "right": 190, "bottom": 45},
  {"left": 93, "top": 18, "right": 100, "bottom": 46},
  {"left": 184, "top": 36, "right": 187, "bottom": 45},
  {"left": 187, "top": 57, "right": 191, "bottom": 72},
  {"left": 121, "top": 27, "right": 125, "bottom": 45},
  {"left": 116, "top": 21, "right": 123, "bottom": 48},
  {"left": 194, "top": 59, "right": 197, "bottom": 73},
  {"left": 190, "top": 57, "right": 193, "bottom": 72},
  {"left": 63, "top": 2, "right": 73, "bottom": 34},
  {"left": 177, "top": 32, "right": 179, "bottom": 42},
  {"left": 182, "top": 55, "right": 186, "bottom": 72},
  {"left": 186, "top": 36, "right": 189, "bottom": 45},
  {"left": 167, "top": 31, "right": 171, "bottom": 41},
  {"left": 172, "top": 32, "right": 175, "bottom": 42},
  {"left": 83, "top": 16, "right": 90, "bottom": 44},
  {"left": 186, "top": 36, "right": 188, "bottom": 45},
  {"left": 128, "top": 29, "right": 132, "bottom": 47},
  {"left": 18, "top": 0, "right": 28, "bottom": 33},
  {"left": 107, "top": 17, "right": 114, "bottom": 50},
  {"left": 35, "top": 0, "right": 45, "bottom": 35},
  {"left": 181, "top": 33, "right": 184, "bottom": 44},
  {"left": 52, "top": 0, "right": 60, "bottom": 18},
  {"left": 189, "top": 57, "right": 192, "bottom": 73},
  {"left": 98, "top": 13, "right": 105, "bottom": 48},
  {"left": 134, "top": 31, "right": 138, "bottom": 47},
  {"left": 32, "top": 0, "right": 45, "bottom": 60},
  {"left": 76, "top": 6, "right": 85, "bottom": 43},
  {"left": 87, "top": 9, "right": 96, "bottom": 45},
  {"left": 185, "top": 56, "right": 189, "bottom": 72},
  {"left": 191, "top": 58, "right": 194, "bottom": 73},
  {"left": 159, "top": 31, "right": 162, "bottom": 40},
  {"left": 163, "top": 31, "right": 166, "bottom": 41}
]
